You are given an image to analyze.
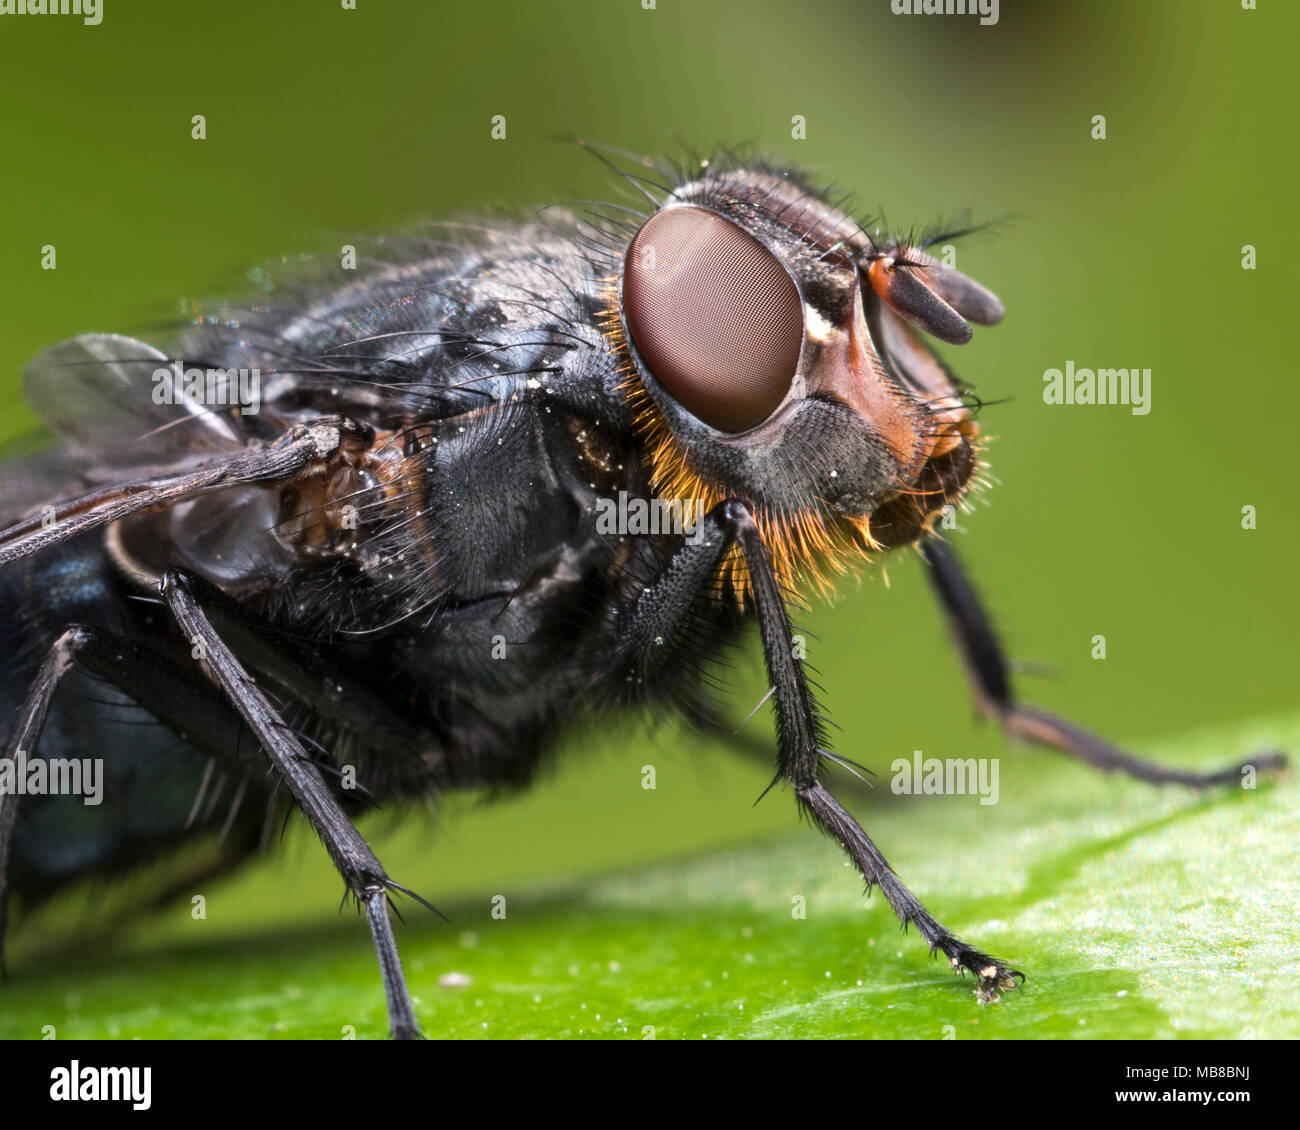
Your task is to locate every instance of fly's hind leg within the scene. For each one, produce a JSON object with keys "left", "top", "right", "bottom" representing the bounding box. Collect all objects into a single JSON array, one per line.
[
  {"left": 920, "top": 538, "right": 1286, "bottom": 787},
  {"left": 0, "top": 623, "right": 251, "bottom": 980},
  {"left": 617, "top": 501, "right": 1022, "bottom": 1002},
  {"left": 0, "top": 626, "right": 90, "bottom": 980}
]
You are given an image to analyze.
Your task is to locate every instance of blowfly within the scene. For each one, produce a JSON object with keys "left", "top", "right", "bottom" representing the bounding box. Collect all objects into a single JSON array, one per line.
[{"left": 0, "top": 145, "right": 1283, "bottom": 1037}]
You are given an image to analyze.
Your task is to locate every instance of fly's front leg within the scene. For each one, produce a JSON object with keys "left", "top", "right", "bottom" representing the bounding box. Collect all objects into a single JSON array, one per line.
[
  {"left": 612, "top": 502, "right": 738, "bottom": 678},
  {"left": 726, "top": 504, "right": 1022, "bottom": 1002},
  {"left": 618, "top": 500, "right": 1021, "bottom": 1002},
  {"left": 920, "top": 538, "right": 1286, "bottom": 786},
  {"left": 159, "top": 567, "right": 425, "bottom": 1040}
]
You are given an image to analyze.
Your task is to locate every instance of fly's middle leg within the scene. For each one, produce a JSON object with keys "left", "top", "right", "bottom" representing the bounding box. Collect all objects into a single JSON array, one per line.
[{"left": 159, "top": 567, "right": 436, "bottom": 1040}]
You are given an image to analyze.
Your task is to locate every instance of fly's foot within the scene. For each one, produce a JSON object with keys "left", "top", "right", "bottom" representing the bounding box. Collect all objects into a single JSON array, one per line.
[{"left": 941, "top": 941, "right": 1024, "bottom": 1004}]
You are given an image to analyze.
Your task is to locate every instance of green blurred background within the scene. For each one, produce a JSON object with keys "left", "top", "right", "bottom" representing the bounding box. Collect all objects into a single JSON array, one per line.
[{"left": 0, "top": 0, "right": 1296, "bottom": 1037}]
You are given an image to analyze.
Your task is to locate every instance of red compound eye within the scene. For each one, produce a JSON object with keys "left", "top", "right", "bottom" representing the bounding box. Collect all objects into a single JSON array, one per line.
[{"left": 623, "top": 206, "right": 803, "bottom": 433}]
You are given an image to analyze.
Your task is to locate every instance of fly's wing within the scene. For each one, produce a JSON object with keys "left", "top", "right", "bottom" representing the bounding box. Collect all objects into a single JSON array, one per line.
[
  {"left": 4, "top": 333, "right": 295, "bottom": 585},
  {"left": 23, "top": 333, "right": 246, "bottom": 472},
  {"left": 0, "top": 442, "right": 91, "bottom": 527}
]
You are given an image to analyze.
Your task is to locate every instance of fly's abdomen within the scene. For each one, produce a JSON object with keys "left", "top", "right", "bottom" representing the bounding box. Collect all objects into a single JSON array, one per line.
[{"left": 0, "top": 530, "right": 260, "bottom": 901}]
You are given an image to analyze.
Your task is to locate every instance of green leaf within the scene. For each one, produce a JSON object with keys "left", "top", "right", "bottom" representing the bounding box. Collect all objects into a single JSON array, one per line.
[{"left": 3, "top": 710, "right": 1295, "bottom": 1040}]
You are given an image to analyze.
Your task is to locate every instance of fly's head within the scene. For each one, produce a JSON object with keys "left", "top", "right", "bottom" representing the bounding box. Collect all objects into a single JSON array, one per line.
[{"left": 602, "top": 163, "right": 1004, "bottom": 598}]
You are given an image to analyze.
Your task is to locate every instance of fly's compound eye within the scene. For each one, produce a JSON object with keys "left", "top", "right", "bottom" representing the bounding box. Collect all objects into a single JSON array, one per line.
[{"left": 623, "top": 206, "right": 803, "bottom": 433}]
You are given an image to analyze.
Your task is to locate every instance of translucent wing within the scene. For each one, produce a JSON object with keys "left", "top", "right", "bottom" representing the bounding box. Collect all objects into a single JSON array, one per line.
[
  {"left": 23, "top": 333, "right": 244, "bottom": 466},
  {"left": 0, "top": 418, "right": 358, "bottom": 571}
]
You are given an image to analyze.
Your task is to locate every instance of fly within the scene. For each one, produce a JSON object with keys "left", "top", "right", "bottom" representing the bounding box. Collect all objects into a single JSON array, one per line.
[{"left": 0, "top": 146, "right": 1285, "bottom": 1037}]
